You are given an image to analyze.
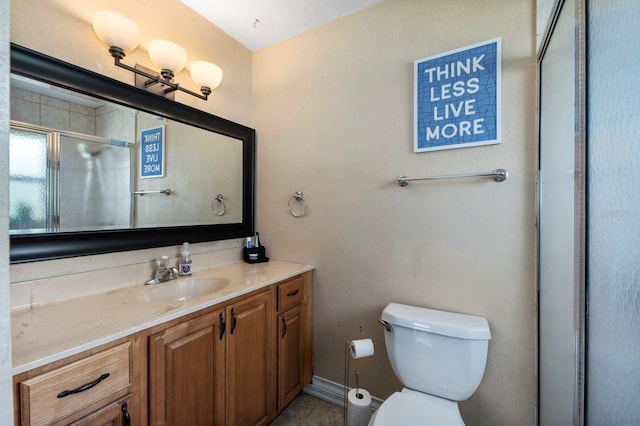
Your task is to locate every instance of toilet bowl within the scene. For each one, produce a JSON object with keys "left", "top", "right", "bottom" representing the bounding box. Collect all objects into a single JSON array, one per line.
[
  {"left": 370, "top": 303, "right": 491, "bottom": 426},
  {"left": 369, "top": 389, "right": 464, "bottom": 426}
]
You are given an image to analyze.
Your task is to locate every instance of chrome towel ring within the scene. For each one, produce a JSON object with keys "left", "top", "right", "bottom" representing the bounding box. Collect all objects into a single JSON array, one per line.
[
  {"left": 212, "top": 194, "right": 225, "bottom": 216},
  {"left": 288, "top": 191, "right": 309, "bottom": 217}
]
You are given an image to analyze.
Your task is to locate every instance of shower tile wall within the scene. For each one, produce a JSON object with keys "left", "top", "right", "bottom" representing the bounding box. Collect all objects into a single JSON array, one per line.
[
  {"left": 10, "top": 87, "right": 96, "bottom": 135},
  {"left": 10, "top": 87, "right": 39, "bottom": 125},
  {"left": 96, "top": 103, "right": 135, "bottom": 143}
]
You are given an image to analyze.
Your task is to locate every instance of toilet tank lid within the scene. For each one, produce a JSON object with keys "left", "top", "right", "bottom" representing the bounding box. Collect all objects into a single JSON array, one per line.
[{"left": 381, "top": 303, "right": 491, "bottom": 340}]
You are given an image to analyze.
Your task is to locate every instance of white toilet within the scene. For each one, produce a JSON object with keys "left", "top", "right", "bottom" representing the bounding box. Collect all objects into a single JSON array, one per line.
[{"left": 370, "top": 303, "right": 491, "bottom": 425}]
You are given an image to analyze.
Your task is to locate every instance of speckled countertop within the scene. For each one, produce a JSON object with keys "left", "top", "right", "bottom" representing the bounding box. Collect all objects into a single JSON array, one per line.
[{"left": 11, "top": 260, "right": 315, "bottom": 375}]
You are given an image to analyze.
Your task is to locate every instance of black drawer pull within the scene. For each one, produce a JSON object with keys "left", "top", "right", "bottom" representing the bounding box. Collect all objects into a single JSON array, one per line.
[
  {"left": 281, "top": 317, "right": 287, "bottom": 338},
  {"left": 122, "top": 401, "right": 131, "bottom": 426},
  {"left": 219, "top": 312, "right": 226, "bottom": 340},
  {"left": 230, "top": 308, "right": 237, "bottom": 334},
  {"left": 286, "top": 289, "right": 300, "bottom": 297},
  {"left": 57, "top": 373, "right": 110, "bottom": 398}
]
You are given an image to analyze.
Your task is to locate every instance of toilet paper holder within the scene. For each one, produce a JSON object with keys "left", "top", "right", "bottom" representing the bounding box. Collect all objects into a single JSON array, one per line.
[
  {"left": 353, "top": 370, "right": 364, "bottom": 399},
  {"left": 344, "top": 339, "right": 375, "bottom": 426}
]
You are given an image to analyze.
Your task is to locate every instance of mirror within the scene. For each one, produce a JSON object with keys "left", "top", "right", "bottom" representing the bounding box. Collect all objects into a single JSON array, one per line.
[{"left": 9, "top": 44, "right": 255, "bottom": 263}]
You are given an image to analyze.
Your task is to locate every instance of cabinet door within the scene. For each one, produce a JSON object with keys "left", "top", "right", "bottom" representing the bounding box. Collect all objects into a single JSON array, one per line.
[
  {"left": 66, "top": 395, "right": 131, "bottom": 426},
  {"left": 150, "top": 311, "right": 226, "bottom": 426},
  {"left": 226, "top": 290, "right": 276, "bottom": 426},
  {"left": 277, "top": 304, "right": 305, "bottom": 411}
]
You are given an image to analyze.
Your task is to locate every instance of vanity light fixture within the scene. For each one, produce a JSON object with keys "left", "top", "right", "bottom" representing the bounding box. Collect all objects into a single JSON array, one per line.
[{"left": 92, "top": 11, "right": 223, "bottom": 101}]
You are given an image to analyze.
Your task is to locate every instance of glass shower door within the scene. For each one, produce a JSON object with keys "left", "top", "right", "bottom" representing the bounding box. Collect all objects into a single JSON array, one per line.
[
  {"left": 58, "top": 135, "right": 132, "bottom": 231},
  {"left": 9, "top": 124, "right": 133, "bottom": 233},
  {"left": 9, "top": 127, "right": 50, "bottom": 233},
  {"left": 586, "top": 0, "right": 640, "bottom": 423}
]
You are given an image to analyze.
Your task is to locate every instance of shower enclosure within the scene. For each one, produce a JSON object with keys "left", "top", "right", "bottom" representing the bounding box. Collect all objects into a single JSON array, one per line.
[
  {"left": 538, "top": 0, "right": 640, "bottom": 424},
  {"left": 9, "top": 123, "right": 132, "bottom": 233}
]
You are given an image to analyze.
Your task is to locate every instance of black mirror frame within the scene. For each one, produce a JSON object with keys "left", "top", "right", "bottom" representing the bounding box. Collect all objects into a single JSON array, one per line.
[{"left": 9, "top": 44, "right": 255, "bottom": 263}]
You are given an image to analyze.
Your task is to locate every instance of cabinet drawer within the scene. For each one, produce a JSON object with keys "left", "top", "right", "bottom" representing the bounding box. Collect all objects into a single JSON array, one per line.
[
  {"left": 20, "top": 342, "right": 131, "bottom": 426},
  {"left": 277, "top": 275, "right": 305, "bottom": 311}
]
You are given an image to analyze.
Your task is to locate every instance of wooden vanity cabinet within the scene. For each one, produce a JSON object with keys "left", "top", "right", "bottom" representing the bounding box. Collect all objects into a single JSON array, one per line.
[
  {"left": 13, "top": 336, "right": 146, "bottom": 426},
  {"left": 149, "top": 287, "right": 276, "bottom": 426},
  {"left": 226, "top": 288, "right": 276, "bottom": 425},
  {"left": 14, "top": 269, "right": 312, "bottom": 426},
  {"left": 149, "top": 309, "right": 226, "bottom": 425},
  {"left": 276, "top": 272, "right": 313, "bottom": 412}
]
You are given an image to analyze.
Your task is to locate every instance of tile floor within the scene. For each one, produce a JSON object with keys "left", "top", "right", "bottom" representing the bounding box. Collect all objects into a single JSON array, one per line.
[{"left": 270, "top": 393, "right": 345, "bottom": 425}]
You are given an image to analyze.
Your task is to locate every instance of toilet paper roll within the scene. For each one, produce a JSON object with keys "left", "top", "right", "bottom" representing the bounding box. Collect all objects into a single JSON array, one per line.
[
  {"left": 350, "top": 339, "right": 374, "bottom": 359},
  {"left": 348, "top": 388, "right": 372, "bottom": 426}
]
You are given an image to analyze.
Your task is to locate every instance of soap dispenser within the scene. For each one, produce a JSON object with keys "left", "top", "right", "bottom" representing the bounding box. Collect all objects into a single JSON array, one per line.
[{"left": 179, "top": 242, "right": 192, "bottom": 276}]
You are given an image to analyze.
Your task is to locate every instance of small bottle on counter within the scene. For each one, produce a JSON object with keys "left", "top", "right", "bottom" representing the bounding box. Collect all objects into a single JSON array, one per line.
[{"left": 179, "top": 242, "right": 192, "bottom": 276}]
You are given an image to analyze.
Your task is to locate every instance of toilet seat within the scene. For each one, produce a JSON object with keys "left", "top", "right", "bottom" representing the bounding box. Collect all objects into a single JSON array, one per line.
[{"left": 369, "top": 389, "right": 464, "bottom": 426}]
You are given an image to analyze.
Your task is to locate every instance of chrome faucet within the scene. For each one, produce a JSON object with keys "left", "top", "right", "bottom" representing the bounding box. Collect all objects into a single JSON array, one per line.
[{"left": 146, "top": 255, "right": 179, "bottom": 285}]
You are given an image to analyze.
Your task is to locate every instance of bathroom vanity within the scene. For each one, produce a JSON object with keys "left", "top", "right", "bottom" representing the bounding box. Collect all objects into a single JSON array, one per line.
[{"left": 11, "top": 260, "right": 314, "bottom": 425}]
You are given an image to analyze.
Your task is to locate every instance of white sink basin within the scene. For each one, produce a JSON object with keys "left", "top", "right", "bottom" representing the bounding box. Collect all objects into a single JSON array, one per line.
[{"left": 139, "top": 277, "right": 230, "bottom": 303}]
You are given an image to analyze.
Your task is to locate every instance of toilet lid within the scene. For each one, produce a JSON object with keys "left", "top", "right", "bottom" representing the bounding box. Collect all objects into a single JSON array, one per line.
[{"left": 371, "top": 391, "right": 465, "bottom": 426}]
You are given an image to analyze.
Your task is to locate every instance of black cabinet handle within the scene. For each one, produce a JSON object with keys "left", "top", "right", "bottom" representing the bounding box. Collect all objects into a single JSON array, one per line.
[
  {"left": 122, "top": 401, "right": 131, "bottom": 426},
  {"left": 230, "top": 308, "right": 237, "bottom": 334},
  {"left": 281, "top": 317, "right": 287, "bottom": 338},
  {"left": 286, "top": 289, "right": 300, "bottom": 297},
  {"left": 219, "top": 312, "right": 226, "bottom": 340},
  {"left": 56, "top": 373, "right": 110, "bottom": 398}
]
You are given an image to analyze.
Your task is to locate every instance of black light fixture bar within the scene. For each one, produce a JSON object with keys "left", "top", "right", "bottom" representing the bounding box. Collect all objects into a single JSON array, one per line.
[{"left": 109, "top": 47, "right": 209, "bottom": 100}]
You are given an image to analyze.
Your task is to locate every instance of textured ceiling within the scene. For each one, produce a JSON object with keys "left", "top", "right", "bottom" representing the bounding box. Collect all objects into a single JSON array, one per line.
[{"left": 180, "top": 0, "right": 382, "bottom": 51}]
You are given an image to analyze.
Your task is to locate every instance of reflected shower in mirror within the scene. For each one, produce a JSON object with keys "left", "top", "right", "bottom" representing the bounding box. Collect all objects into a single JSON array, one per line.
[{"left": 10, "top": 124, "right": 133, "bottom": 234}]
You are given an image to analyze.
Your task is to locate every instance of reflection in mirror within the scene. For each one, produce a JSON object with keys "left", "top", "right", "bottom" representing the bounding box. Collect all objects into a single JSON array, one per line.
[
  {"left": 10, "top": 76, "right": 243, "bottom": 233},
  {"left": 10, "top": 123, "right": 133, "bottom": 233},
  {"left": 9, "top": 44, "right": 254, "bottom": 263},
  {"left": 134, "top": 113, "right": 242, "bottom": 227}
]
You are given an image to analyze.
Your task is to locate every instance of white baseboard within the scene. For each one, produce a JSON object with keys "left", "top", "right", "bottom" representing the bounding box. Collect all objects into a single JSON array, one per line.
[{"left": 303, "top": 375, "right": 383, "bottom": 411}]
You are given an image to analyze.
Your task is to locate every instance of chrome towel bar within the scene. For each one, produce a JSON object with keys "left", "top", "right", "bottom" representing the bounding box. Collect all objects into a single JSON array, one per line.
[
  {"left": 133, "top": 189, "right": 172, "bottom": 195},
  {"left": 396, "top": 168, "right": 508, "bottom": 186}
]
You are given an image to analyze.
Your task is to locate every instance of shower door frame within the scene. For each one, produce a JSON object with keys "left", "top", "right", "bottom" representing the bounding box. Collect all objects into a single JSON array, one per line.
[{"left": 536, "top": 0, "right": 587, "bottom": 423}]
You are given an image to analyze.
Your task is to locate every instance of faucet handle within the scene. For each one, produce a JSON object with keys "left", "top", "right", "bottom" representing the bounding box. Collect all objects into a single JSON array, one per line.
[
  {"left": 169, "top": 267, "right": 179, "bottom": 279},
  {"left": 157, "top": 255, "right": 169, "bottom": 270}
]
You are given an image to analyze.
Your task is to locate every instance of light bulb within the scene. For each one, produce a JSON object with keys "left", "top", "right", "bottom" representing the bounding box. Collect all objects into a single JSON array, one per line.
[
  {"left": 92, "top": 11, "right": 141, "bottom": 53},
  {"left": 148, "top": 40, "right": 187, "bottom": 78},
  {"left": 190, "top": 61, "right": 223, "bottom": 91}
]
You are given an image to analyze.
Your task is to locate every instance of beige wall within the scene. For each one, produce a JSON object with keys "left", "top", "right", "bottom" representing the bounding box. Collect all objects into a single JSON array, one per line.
[{"left": 253, "top": 0, "right": 536, "bottom": 424}]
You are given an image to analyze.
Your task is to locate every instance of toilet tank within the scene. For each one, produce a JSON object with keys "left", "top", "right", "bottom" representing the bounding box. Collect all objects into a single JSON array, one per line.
[{"left": 381, "top": 303, "right": 491, "bottom": 401}]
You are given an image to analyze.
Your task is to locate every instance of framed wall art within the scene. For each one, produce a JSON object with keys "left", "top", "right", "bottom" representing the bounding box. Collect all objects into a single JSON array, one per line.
[{"left": 414, "top": 38, "right": 501, "bottom": 152}]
